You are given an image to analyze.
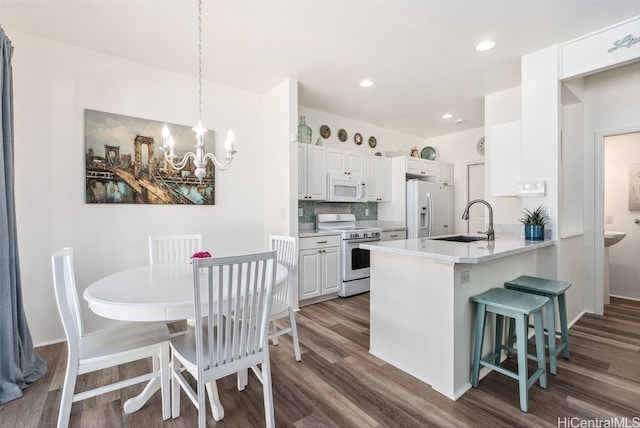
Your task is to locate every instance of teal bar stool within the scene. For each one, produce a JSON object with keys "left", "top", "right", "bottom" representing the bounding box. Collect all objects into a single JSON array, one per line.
[
  {"left": 471, "top": 288, "right": 549, "bottom": 412},
  {"left": 505, "top": 275, "right": 571, "bottom": 375}
]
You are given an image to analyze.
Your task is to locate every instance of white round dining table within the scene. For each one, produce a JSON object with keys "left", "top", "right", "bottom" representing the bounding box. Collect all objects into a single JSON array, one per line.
[
  {"left": 83, "top": 262, "right": 288, "bottom": 421},
  {"left": 84, "top": 262, "right": 288, "bottom": 321}
]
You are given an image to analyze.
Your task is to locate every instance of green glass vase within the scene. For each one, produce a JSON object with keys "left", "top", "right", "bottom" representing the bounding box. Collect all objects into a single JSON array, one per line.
[{"left": 298, "top": 116, "right": 312, "bottom": 144}]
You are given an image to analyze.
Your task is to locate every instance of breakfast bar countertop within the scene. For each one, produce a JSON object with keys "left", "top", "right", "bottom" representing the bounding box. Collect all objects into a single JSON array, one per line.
[{"left": 361, "top": 235, "right": 555, "bottom": 264}]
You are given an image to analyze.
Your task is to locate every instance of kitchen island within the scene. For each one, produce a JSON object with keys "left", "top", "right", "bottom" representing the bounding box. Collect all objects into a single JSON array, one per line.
[{"left": 360, "top": 235, "right": 555, "bottom": 400}]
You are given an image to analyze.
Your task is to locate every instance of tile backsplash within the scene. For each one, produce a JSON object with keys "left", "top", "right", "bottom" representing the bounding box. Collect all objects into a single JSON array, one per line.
[{"left": 298, "top": 201, "right": 378, "bottom": 224}]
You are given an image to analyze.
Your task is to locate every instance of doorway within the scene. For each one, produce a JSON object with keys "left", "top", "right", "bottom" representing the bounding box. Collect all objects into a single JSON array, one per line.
[
  {"left": 594, "top": 127, "right": 640, "bottom": 314},
  {"left": 601, "top": 131, "right": 640, "bottom": 303}
]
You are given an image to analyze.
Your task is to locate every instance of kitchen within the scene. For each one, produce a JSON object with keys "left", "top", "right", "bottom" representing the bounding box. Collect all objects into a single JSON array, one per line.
[
  {"left": 1, "top": 2, "right": 640, "bottom": 424},
  {"left": 293, "top": 12, "right": 640, "bottom": 411}
]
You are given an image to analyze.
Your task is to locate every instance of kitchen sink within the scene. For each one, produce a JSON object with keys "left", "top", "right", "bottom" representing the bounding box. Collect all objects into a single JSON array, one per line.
[{"left": 430, "top": 235, "right": 487, "bottom": 243}]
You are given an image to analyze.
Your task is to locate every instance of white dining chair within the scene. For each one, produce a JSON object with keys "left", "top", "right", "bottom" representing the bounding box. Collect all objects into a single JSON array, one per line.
[
  {"left": 51, "top": 248, "right": 170, "bottom": 428},
  {"left": 170, "top": 250, "right": 277, "bottom": 428},
  {"left": 237, "top": 235, "right": 301, "bottom": 392},
  {"left": 148, "top": 233, "right": 203, "bottom": 265},
  {"left": 268, "top": 235, "right": 301, "bottom": 361}
]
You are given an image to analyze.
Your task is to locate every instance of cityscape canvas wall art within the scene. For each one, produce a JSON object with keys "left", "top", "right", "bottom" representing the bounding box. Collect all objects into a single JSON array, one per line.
[{"left": 85, "top": 109, "right": 215, "bottom": 205}]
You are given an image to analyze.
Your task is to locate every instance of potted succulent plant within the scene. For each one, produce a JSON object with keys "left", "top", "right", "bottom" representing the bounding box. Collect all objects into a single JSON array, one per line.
[{"left": 519, "top": 206, "right": 547, "bottom": 240}]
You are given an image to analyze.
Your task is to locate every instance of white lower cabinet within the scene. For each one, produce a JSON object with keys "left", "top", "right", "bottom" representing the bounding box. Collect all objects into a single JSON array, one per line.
[
  {"left": 298, "top": 235, "right": 341, "bottom": 301},
  {"left": 380, "top": 229, "right": 406, "bottom": 241}
]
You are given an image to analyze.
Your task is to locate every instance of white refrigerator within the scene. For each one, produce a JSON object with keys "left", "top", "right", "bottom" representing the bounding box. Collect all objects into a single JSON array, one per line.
[{"left": 406, "top": 179, "right": 454, "bottom": 238}]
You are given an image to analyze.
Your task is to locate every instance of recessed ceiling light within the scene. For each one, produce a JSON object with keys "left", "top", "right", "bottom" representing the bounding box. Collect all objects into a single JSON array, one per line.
[
  {"left": 455, "top": 118, "right": 464, "bottom": 124},
  {"left": 359, "top": 79, "right": 374, "bottom": 88},
  {"left": 475, "top": 40, "right": 496, "bottom": 52},
  {"left": 442, "top": 113, "right": 453, "bottom": 119}
]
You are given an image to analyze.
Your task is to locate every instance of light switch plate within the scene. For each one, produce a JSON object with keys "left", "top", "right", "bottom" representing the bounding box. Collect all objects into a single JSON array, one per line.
[
  {"left": 461, "top": 271, "right": 470, "bottom": 284},
  {"left": 298, "top": 208, "right": 304, "bottom": 217}
]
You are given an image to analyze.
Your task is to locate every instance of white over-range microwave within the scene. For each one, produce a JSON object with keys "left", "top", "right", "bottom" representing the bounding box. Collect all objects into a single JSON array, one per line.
[{"left": 327, "top": 173, "right": 367, "bottom": 202}]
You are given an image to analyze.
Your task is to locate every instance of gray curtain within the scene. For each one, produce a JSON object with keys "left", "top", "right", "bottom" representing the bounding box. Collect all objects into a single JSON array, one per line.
[{"left": 0, "top": 25, "right": 47, "bottom": 405}]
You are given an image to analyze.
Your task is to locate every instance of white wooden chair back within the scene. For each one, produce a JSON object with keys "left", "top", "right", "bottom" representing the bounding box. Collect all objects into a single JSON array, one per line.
[
  {"left": 51, "top": 248, "right": 171, "bottom": 427},
  {"left": 172, "top": 251, "right": 276, "bottom": 427},
  {"left": 51, "top": 248, "right": 84, "bottom": 347},
  {"left": 148, "top": 233, "right": 203, "bottom": 265},
  {"left": 269, "top": 235, "right": 298, "bottom": 307}
]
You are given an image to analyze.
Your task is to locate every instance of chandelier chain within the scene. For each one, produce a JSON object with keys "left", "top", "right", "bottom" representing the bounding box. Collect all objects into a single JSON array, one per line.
[{"left": 198, "top": 0, "right": 202, "bottom": 119}]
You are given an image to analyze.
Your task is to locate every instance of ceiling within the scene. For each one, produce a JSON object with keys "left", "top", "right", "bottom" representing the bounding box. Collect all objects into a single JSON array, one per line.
[{"left": 1, "top": 1, "right": 639, "bottom": 139}]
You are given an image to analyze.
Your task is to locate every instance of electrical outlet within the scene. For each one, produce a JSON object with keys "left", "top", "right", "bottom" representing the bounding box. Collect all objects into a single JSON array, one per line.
[
  {"left": 298, "top": 208, "right": 304, "bottom": 217},
  {"left": 543, "top": 207, "right": 551, "bottom": 218},
  {"left": 605, "top": 215, "right": 613, "bottom": 224},
  {"left": 365, "top": 208, "right": 370, "bottom": 216},
  {"left": 461, "top": 271, "right": 470, "bottom": 284}
]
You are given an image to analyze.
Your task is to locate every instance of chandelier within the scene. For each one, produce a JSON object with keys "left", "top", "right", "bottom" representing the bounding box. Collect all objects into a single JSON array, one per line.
[{"left": 161, "top": 0, "right": 236, "bottom": 181}]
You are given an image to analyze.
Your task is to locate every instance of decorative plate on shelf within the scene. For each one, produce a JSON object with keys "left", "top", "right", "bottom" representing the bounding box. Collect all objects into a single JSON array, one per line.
[
  {"left": 338, "top": 129, "right": 348, "bottom": 142},
  {"left": 420, "top": 146, "right": 436, "bottom": 160},
  {"left": 368, "top": 136, "right": 377, "bottom": 148},
  {"left": 354, "top": 133, "right": 363, "bottom": 145},
  {"left": 320, "top": 125, "right": 331, "bottom": 139},
  {"left": 476, "top": 136, "right": 485, "bottom": 156}
]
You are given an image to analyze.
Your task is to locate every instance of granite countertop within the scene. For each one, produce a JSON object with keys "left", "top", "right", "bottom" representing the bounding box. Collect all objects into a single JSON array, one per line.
[
  {"left": 298, "top": 221, "right": 406, "bottom": 238},
  {"left": 298, "top": 229, "right": 342, "bottom": 238},
  {"left": 360, "top": 235, "right": 555, "bottom": 264}
]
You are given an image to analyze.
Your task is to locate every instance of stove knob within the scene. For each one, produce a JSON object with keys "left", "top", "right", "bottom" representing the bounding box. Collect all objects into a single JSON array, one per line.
[
  {"left": 350, "top": 233, "right": 356, "bottom": 239},
  {"left": 363, "top": 232, "right": 369, "bottom": 238}
]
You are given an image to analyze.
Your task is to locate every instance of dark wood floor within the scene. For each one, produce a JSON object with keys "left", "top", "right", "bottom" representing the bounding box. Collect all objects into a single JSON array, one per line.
[{"left": 2, "top": 295, "right": 639, "bottom": 427}]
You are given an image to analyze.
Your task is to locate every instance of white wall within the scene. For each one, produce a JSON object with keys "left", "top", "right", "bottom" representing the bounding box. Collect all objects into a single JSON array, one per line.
[
  {"left": 9, "top": 30, "right": 272, "bottom": 345},
  {"left": 422, "top": 127, "right": 485, "bottom": 233},
  {"left": 521, "top": 46, "right": 561, "bottom": 233},
  {"left": 604, "top": 132, "right": 640, "bottom": 299},
  {"left": 263, "top": 79, "right": 298, "bottom": 243},
  {"left": 560, "top": 78, "right": 585, "bottom": 238},
  {"left": 298, "top": 106, "right": 425, "bottom": 154}
]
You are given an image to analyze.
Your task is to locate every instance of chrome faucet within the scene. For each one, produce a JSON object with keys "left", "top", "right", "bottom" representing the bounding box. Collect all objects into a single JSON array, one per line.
[{"left": 462, "top": 199, "right": 495, "bottom": 241}]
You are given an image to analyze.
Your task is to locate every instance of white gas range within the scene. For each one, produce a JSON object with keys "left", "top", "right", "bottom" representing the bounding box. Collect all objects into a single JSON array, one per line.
[{"left": 315, "top": 214, "right": 382, "bottom": 297}]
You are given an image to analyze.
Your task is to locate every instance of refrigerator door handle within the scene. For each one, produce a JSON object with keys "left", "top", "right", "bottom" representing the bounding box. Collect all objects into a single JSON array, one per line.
[{"left": 426, "top": 192, "right": 433, "bottom": 237}]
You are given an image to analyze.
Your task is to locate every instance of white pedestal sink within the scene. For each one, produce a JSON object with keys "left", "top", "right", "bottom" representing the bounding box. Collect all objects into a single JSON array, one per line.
[
  {"left": 605, "top": 231, "right": 626, "bottom": 247},
  {"left": 604, "top": 231, "right": 626, "bottom": 304}
]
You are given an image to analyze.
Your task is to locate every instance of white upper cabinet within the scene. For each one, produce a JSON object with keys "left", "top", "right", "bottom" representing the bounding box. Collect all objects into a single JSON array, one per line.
[
  {"left": 298, "top": 144, "right": 327, "bottom": 200},
  {"left": 405, "top": 156, "right": 436, "bottom": 177},
  {"left": 365, "top": 155, "right": 391, "bottom": 202},
  {"left": 490, "top": 120, "right": 521, "bottom": 196},
  {"left": 435, "top": 162, "right": 454, "bottom": 185},
  {"left": 326, "top": 148, "right": 365, "bottom": 176}
]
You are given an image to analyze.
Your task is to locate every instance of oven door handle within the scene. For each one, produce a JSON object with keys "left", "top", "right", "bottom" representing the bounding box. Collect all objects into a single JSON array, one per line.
[{"left": 347, "top": 238, "right": 381, "bottom": 244}]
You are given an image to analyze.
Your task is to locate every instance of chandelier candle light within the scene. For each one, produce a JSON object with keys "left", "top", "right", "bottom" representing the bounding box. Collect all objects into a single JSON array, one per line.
[{"left": 161, "top": 0, "right": 236, "bottom": 182}]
